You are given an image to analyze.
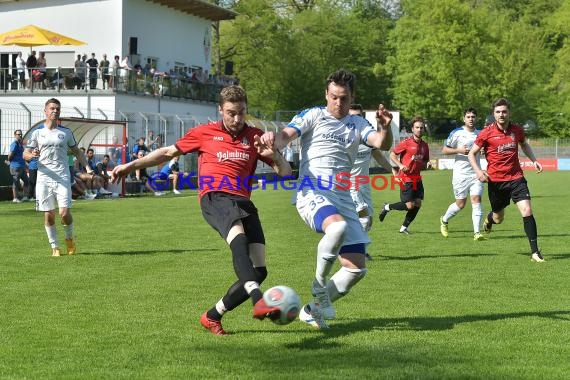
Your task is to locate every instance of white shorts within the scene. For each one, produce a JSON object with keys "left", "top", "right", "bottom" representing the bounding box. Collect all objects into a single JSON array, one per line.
[
  {"left": 36, "top": 178, "right": 73, "bottom": 211},
  {"left": 452, "top": 176, "right": 484, "bottom": 200},
  {"left": 296, "top": 189, "right": 370, "bottom": 246}
]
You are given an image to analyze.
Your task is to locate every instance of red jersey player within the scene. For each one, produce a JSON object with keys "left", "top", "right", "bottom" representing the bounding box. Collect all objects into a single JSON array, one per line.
[
  {"left": 111, "top": 85, "right": 292, "bottom": 334},
  {"left": 468, "top": 98, "right": 544, "bottom": 262},
  {"left": 379, "top": 116, "right": 430, "bottom": 234}
]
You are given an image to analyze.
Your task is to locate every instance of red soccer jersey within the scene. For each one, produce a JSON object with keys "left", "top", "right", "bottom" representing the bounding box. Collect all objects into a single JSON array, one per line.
[
  {"left": 393, "top": 137, "right": 430, "bottom": 183},
  {"left": 475, "top": 122, "right": 525, "bottom": 182},
  {"left": 175, "top": 120, "right": 274, "bottom": 199}
]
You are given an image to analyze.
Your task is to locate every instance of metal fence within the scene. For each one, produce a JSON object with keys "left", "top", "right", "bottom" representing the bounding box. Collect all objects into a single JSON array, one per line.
[{"left": 3, "top": 98, "right": 568, "bottom": 175}]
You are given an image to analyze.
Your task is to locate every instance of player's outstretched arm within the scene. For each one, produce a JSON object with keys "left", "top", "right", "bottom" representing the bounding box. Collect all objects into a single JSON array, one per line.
[{"left": 111, "top": 145, "right": 180, "bottom": 183}]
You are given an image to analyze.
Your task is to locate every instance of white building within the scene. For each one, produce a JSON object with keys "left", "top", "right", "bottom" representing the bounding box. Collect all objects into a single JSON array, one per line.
[{"left": 0, "top": 0, "right": 237, "bottom": 154}]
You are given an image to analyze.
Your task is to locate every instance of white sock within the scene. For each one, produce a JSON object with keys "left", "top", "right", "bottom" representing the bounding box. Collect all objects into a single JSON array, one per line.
[
  {"left": 215, "top": 299, "right": 227, "bottom": 316},
  {"left": 472, "top": 202, "right": 483, "bottom": 234},
  {"left": 63, "top": 222, "right": 74, "bottom": 240},
  {"left": 45, "top": 224, "right": 58, "bottom": 248},
  {"left": 327, "top": 267, "right": 368, "bottom": 302},
  {"left": 244, "top": 281, "right": 260, "bottom": 294},
  {"left": 443, "top": 203, "right": 462, "bottom": 223},
  {"left": 315, "top": 221, "right": 346, "bottom": 287}
]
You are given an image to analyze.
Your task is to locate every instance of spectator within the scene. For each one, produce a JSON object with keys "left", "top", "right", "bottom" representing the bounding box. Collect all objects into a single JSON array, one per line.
[
  {"left": 86, "top": 148, "right": 111, "bottom": 194},
  {"left": 283, "top": 142, "right": 295, "bottom": 170},
  {"left": 74, "top": 54, "right": 86, "bottom": 89},
  {"left": 16, "top": 52, "right": 26, "bottom": 89},
  {"left": 99, "top": 53, "right": 110, "bottom": 89},
  {"left": 131, "top": 137, "right": 149, "bottom": 161},
  {"left": 26, "top": 51, "right": 37, "bottom": 89},
  {"left": 108, "top": 135, "right": 123, "bottom": 165},
  {"left": 36, "top": 52, "right": 47, "bottom": 89},
  {"left": 27, "top": 154, "right": 38, "bottom": 201},
  {"left": 120, "top": 56, "right": 132, "bottom": 88},
  {"left": 160, "top": 156, "right": 181, "bottom": 194},
  {"left": 8, "top": 129, "right": 29, "bottom": 202},
  {"left": 86, "top": 53, "right": 98, "bottom": 89},
  {"left": 110, "top": 55, "right": 120, "bottom": 89},
  {"left": 75, "top": 147, "right": 109, "bottom": 195},
  {"left": 68, "top": 152, "right": 96, "bottom": 200},
  {"left": 147, "top": 130, "right": 159, "bottom": 151},
  {"left": 132, "top": 150, "right": 165, "bottom": 196},
  {"left": 96, "top": 154, "right": 112, "bottom": 188}
]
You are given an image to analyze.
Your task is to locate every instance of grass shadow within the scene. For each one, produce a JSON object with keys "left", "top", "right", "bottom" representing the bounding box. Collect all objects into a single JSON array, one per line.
[
  {"left": 79, "top": 248, "right": 214, "bottom": 256},
  {"left": 378, "top": 252, "right": 498, "bottom": 261},
  {"left": 287, "top": 310, "right": 570, "bottom": 349}
]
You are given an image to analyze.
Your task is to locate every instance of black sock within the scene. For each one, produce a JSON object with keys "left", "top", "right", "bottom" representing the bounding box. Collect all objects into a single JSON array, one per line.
[
  {"left": 229, "top": 234, "right": 262, "bottom": 304},
  {"left": 389, "top": 201, "right": 408, "bottom": 211},
  {"left": 487, "top": 212, "right": 495, "bottom": 225},
  {"left": 523, "top": 215, "right": 539, "bottom": 253},
  {"left": 207, "top": 308, "right": 223, "bottom": 320},
  {"left": 403, "top": 207, "right": 420, "bottom": 228}
]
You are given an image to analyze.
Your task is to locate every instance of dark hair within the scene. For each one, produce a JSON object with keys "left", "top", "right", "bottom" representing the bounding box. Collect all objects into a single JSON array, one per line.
[
  {"left": 87, "top": 148, "right": 94, "bottom": 154},
  {"left": 410, "top": 116, "right": 425, "bottom": 127},
  {"left": 45, "top": 98, "right": 60, "bottom": 107},
  {"left": 464, "top": 107, "right": 477, "bottom": 116},
  {"left": 219, "top": 85, "right": 247, "bottom": 107},
  {"left": 326, "top": 68, "right": 356, "bottom": 94},
  {"left": 492, "top": 98, "right": 510, "bottom": 110},
  {"left": 350, "top": 104, "right": 363, "bottom": 111}
]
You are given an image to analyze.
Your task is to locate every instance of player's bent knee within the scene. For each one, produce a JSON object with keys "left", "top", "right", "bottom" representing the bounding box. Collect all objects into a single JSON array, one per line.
[{"left": 325, "top": 220, "right": 347, "bottom": 236}]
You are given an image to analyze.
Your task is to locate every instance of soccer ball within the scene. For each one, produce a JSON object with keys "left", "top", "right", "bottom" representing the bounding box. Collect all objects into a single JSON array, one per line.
[{"left": 263, "top": 285, "right": 301, "bottom": 325}]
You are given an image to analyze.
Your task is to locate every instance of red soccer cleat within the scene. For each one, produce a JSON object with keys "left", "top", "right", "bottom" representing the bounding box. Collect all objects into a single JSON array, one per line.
[
  {"left": 200, "top": 312, "right": 228, "bottom": 335},
  {"left": 252, "top": 298, "right": 280, "bottom": 320}
]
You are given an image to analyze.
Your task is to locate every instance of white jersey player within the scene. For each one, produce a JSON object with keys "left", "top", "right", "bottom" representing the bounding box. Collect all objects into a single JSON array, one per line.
[
  {"left": 439, "top": 107, "right": 485, "bottom": 241},
  {"left": 257, "top": 69, "right": 393, "bottom": 329},
  {"left": 24, "top": 98, "right": 93, "bottom": 256}
]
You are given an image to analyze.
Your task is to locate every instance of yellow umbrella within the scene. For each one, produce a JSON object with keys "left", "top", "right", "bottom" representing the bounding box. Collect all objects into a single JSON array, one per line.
[{"left": 0, "top": 24, "right": 86, "bottom": 49}]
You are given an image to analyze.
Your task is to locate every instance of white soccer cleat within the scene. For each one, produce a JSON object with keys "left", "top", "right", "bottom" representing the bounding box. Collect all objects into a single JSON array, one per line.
[
  {"left": 312, "top": 282, "right": 335, "bottom": 320},
  {"left": 531, "top": 251, "right": 545, "bottom": 263},
  {"left": 473, "top": 232, "right": 485, "bottom": 241},
  {"left": 173, "top": 189, "right": 182, "bottom": 195},
  {"left": 299, "top": 304, "right": 329, "bottom": 329}
]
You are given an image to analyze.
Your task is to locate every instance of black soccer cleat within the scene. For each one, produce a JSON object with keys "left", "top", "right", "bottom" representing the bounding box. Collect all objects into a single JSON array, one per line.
[{"left": 379, "top": 204, "right": 389, "bottom": 222}]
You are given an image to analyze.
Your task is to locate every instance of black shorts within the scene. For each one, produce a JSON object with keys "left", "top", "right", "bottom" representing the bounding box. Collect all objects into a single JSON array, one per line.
[
  {"left": 488, "top": 177, "right": 531, "bottom": 212},
  {"left": 200, "top": 191, "right": 265, "bottom": 244},
  {"left": 400, "top": 180, "right": 424, "bottom": 203}
]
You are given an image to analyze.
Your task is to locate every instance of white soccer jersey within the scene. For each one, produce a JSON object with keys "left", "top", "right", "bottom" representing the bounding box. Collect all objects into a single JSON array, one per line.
[
  {"left": 444, "top": 126, "right": 481, "bottom": 179},
  {"left": 27, "top": 124, "right": 77, "bottom": 184},
  {"left": 288, "top": 106, "right": 376, "bottom": 190}
]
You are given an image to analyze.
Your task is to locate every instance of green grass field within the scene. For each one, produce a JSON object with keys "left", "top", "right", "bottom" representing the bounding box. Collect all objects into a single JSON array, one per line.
[{"left": 1, "top": 170, "right": 569, "bottom": 379}]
